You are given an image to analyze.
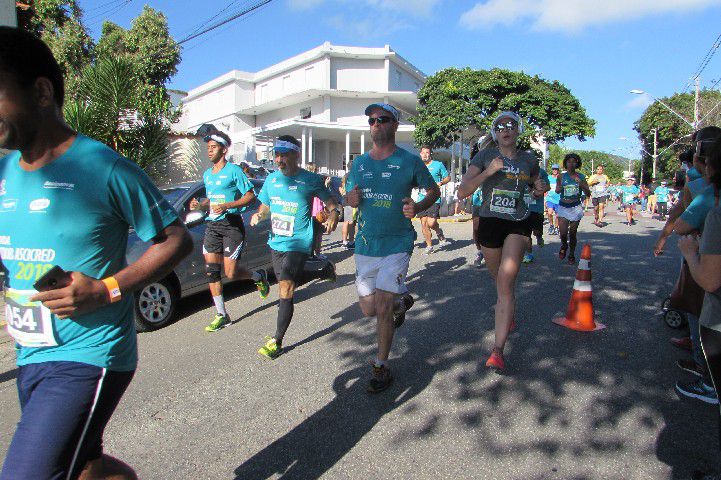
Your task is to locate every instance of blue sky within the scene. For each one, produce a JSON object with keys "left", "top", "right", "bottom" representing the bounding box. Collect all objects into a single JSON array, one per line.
[{"left": 78, "top": 0, "right": 721, "bottom": 156}]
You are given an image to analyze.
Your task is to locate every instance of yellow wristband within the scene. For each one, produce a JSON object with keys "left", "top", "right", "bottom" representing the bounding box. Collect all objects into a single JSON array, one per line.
[{"left": 102, "top": 276, "right": 122, "bottom": 303}]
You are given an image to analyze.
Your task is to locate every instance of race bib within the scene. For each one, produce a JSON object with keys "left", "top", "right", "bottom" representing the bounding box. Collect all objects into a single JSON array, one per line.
[
  {"left": 271, "top": 213, "right": 295, "bottom": 237},
  {"left": 208, "top": 194, "right": 226, "bottom": 220},
  {"left": 624, "top": 193, "right": 634, "bottom": 203},
  {"left": 563, "top": 184, "right": 579, "bottom": 198},
  {"left": 4, "top": 288, "right": 57, "bottom": 348},
  {"left": 594, "top": 185, "right": 605, "bottom": 193},
  {"left": 490, "top": 189, "right": 520, "bottom": 214}
]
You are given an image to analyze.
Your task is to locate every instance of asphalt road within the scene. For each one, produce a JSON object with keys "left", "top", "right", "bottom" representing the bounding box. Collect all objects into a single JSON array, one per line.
[{"left": 0, "top": 207, "right": 718, "bottom": 479}]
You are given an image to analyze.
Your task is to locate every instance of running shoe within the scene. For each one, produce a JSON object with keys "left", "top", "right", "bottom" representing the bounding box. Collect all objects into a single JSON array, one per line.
[
  {"left": 676, "top": 359, "right": 706, "bottom": 378},
  {"left": 324, "top": 261, "right": 337, "bottom": 283},
  {"left": 258, "top": 337, "right": 282, "bottom": 359},
  {"left": 558, "top": 246, "right": 567, "bottom": 260},
  {"left": 205, "top": 313, "right": 230, "bottom": 332},
  {"left": 367, "top": 364, "right": 393, "bottom": 393},
  {"left": 485, "top": 349, "right": 505, "bottom": 370},
  {"left": 522, "top": 253, "right": 534, "bottom": 264},
  {"left": 345, "top": 241, "right": 355, "bottom": 249},
  {"left": 437, "top": 238, "right": 451, "bottom": 248},
  {"left": 423, "top": 246, "right": 434, "bottom": 255},
  {"left": 676, "top": 378, "right": 719, "bottom": 404},
  {"left": 548, "top": 225, "right": 555, "bottom": 234},
  {"left": 568, "top": 255, "right": 576, "bottom": 265},
  {"left": 254, "top": 269, "right": 270, "bottom": 299},
  {"left": 670, "top": 336, "right": 692, "bottom": 351},
  {"left": 474, "top": 251, "right": 484, "bottom": 267},
  {"left": 535, "top": 235, "right": 544, "bottom": 247},
  {"left": 393, "top": 293, "right": 414, "bottom": 329}
]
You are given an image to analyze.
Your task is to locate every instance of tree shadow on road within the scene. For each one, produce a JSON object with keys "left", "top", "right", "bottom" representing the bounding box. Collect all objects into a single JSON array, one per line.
[{"left": 235, "top": 224, "right": 717, "bottom": 479}]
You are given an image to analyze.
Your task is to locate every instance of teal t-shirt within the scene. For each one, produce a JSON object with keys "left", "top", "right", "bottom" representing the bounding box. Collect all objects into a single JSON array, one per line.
[
  {"left": 687, "top": 167, "right": 702, "bottom": 182},
  {"left": 680, "top": 185, "right": 716, "bottom": 231},
  {"left": 346, "top": 147, "right": 436, "bottom": 257},
  {"left": 527, "top": 169, "right": 548, "bottom": 213},
  {"left": 546, "top": 175, "right": 560, "bottom": 204},
  {"left": 620, "top": 185, "right": 640, "bottom": 204},
  {"left": 559, "top": 172, "right": 586, "bottom": 207},
  {"left": 257, "top": 169, "right": 331, "bottom": 254},
  {"left": 688, "top": 177, "right": 710, "bottom": 200},
  {"left": 654, "top": 186, "right": 669, "bottom": 203},
  {"left": 417, "top": 160, "right": 448, "bottom": 205},
  {"left": 0, "top": 135, "right": 178, "bottom": 371},
  {"left": 203, "top": 162, "right": 253, "bottom": 221},
  {"left": 472, "top": 187, "right": 483, "bottom": 206}
]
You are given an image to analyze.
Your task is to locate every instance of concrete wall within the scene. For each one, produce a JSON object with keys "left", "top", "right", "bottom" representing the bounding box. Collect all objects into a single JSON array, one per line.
[
  {"left": 255, "top": 58, "right": 326, "bottom": 104},
  {"left": 389, "top": 61, "right": 422, "bottom": 92},
  {"left": 256, "top": 97, "right": 325, "bottom": 126},
  {"left": 331, "top": 97, "right": 374, "bottom": 124},
  {"left": 0, "top": 0, "right": 16, "bottom": 27},
  {"left": 330, "top": 58, "right": 386, "bottom": 91}
]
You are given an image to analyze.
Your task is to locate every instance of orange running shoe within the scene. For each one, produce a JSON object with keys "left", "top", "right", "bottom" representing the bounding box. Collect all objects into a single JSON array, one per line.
[{"left": 485, "top": 349, "right": 505, "bottom": 370}]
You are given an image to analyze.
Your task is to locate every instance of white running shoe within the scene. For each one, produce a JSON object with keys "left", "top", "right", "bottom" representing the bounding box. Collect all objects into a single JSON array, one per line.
[
  {"left": 437, "top": 238, "right": 450, "bottom": 248},
  {"left": 423, "top": 246, "right": 434, "bottom": 255}
]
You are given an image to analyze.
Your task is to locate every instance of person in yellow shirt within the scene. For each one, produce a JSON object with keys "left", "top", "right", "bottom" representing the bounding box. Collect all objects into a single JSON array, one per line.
[{"left": 587, "top": 165, "right": 610, "bottom": 226}]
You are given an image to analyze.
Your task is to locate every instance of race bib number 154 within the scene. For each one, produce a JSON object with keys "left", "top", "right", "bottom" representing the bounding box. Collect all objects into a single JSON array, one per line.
[{"left": 4, "top": 288, "right": 57, "bottom": 348}]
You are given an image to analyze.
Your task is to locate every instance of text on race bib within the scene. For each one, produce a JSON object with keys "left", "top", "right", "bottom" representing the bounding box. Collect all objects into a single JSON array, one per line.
[
  {"left": 271, "top": 213, "right": 295, "bottom": 237},
  {"left": 208, "top": 194, "right": 226, "bottom": 220},
  {"left": 563, "top": 184, "right": 580, "bottom": 198},
  {"left": 595, "top": 185, "right": 605, "bottom": 193},
  {"left": 4, "top": 288, "right": 57, "bottom": 348},
  {"left": 490, "top": 189, "right": 521, "bottom": 214}
]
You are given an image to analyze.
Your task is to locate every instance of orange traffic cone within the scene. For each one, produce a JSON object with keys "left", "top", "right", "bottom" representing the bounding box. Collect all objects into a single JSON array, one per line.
[{"left": 552, "top": 244, "right": 605, "bottom": 331}]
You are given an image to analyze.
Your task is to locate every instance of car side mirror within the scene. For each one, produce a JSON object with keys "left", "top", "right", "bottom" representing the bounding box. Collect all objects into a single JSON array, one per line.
[{"left": 185, "top": 210, "right": 205, "bottom": 228}]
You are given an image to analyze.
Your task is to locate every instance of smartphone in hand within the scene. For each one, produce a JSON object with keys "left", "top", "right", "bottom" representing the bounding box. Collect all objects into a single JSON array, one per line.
[{"left": 33, "top": 265, "right": 72, "bottom": 291}]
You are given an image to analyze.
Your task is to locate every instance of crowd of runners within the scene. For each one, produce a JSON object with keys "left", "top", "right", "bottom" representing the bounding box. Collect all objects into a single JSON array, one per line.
[{"left": 2, "top": 26, "right": 721, "bottom": 480}]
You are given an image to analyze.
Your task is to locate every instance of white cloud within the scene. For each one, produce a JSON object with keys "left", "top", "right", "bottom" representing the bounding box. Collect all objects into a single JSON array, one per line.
[
  {"left": 460, "top": 0, "right": 721, "bottom": 32},
  {"left": 626, "top": 93, "right": 653, "bottom": 110}
]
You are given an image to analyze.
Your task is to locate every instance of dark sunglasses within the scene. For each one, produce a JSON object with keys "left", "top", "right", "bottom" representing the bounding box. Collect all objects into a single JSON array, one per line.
[
  {"left": 368, "top": 116, "right": 393, "bottom": 126},
  {"left": 493, "top": 121, "right": 518, "bottom": 132}
]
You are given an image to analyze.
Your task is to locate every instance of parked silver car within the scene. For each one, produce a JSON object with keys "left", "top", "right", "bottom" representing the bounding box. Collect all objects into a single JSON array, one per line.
[{"left": 126, "top": 179, "right": 274, "bottom": 331}]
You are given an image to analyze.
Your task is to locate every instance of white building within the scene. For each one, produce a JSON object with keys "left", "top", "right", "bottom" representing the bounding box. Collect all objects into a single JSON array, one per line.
[{"left": 176, "top": 42, "right": 426, "bottom": 176}]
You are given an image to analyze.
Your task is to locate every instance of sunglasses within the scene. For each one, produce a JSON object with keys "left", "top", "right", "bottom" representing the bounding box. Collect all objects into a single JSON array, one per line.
[
  {"left": 493, "top": 121, "right": 518, "bottom": 132},
  {"left": 368, "top": 116, "right": 393, "bottom": 126}
]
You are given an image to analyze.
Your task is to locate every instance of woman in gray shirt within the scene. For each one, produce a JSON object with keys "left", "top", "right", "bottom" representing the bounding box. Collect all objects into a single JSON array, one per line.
[
  {"left": 679, "top": 136, "right": 721, "bottom": 479},
  {"left": 458, "top": 112, "right": 545, "bottom": 371}
]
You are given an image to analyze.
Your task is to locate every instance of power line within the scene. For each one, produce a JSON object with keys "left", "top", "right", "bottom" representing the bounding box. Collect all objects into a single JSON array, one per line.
[
  {"left": 181, "top": 5, "right": 267, "bottom": 53},
  {"left": 684, "top": 32, "right": 721, "bottom": 92},
  {"left": 178, "top": 0, "right": 274, "bottom": 45},
  {"left": 181, "top": 0, "right": 250, "bottom": 40}
]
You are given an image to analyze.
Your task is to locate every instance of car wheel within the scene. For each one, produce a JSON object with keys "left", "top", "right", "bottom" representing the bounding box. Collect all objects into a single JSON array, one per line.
[
  {"left": 134, "top": 277, "right": 178, "bottom": 332},
  {"left": 664, "top": 309, "right": 687, "bottom": 329}
]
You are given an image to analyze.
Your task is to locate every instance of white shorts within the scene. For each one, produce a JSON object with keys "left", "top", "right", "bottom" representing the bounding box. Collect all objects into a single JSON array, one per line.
[
  {"left": 355, "top": 253, "right": 411, "bottom": 297},
  {"left": 557, "top": 204, "right": 584, "bottom": 222}
]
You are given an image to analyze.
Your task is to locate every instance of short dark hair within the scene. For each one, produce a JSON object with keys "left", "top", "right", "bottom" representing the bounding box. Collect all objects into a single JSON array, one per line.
[
  {"left": 0, "top": 27, "right": 65, "bottom": 107},
  {"left": 563, "top": 153, "right": 582, "bottom": 169},
  {"left": 708, "top": 137, "right": 721, "bottom": 190},
  {"left": 208, "top": 130, "right": 231, "bottom": 148},
  {"left": 695, "top": 126, "right": 721, "bottom": 164},
  {"left": 277, "top": 135, "right": 300, "bottom": 148},
  {"left": 679, "top": 149, "right": 694, "bottom": 166},
  {"left": 419, "top": 145, "right": 432, "bottom": 152}
]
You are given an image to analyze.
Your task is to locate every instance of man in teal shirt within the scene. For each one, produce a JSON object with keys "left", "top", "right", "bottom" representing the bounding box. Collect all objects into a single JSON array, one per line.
[
  {"left": 251, "top": 135, "right": 340, "bottom": 359},
  {"left": 416, "top": 146, "right": 450, "bottom": 254},
  {"left": 345, "top": 103, "right": 439, "bottom": 393},
  {"left": 654, "top": 181, "right": 670, "bottom": 221},
  {"left": 0, "top": 27, "right": 192, "bottom": 479},
  {"left": 190, "top": 131, "right": 270, "bottom": 332}
]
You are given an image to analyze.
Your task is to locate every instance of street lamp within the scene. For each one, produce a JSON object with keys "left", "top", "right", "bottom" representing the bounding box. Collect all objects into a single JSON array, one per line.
[
  {"left": 650, "top": 128, "right": 658, "bottom": 180},
  {"left": 630, "top": 89, "right": 695, "bottom": 129}
]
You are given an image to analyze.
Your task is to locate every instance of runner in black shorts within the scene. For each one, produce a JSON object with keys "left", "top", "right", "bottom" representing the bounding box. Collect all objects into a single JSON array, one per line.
[
  {"left": 252, "top": 135, "right": 341, "bottom": 359},
  {"left": 0, "top": 28, "right": 193, "bottom": 479},
  {"left": 190, "top": 131, "right": 271, "bottom": 332},
  {"left": 458, "top": 111, "right": 544, "bottom": 371},
  {"left": 417, "top": 146, "right": 451, "bottom": 254}
]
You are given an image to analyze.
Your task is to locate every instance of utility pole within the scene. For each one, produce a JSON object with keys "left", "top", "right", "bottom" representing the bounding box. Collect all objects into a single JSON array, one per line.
[
  {"left": 694, "top": 77, "right": 701, "bottom": 130},
  {"left": 651, "top": 128, "right": 658, "bottom": 180}
]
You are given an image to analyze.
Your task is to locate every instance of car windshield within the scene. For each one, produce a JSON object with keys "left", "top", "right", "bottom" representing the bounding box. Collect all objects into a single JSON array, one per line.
[{"left": 161, "top": 187, "right": 188, "bottom": 207}]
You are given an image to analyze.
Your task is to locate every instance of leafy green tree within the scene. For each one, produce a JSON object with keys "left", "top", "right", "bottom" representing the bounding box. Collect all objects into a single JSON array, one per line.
[
  {"left": 412, "top": 67, "right": 596, "bottom": 149},
  {"left": 634, "top": 89, "right": 721, "bottom": 179},
  {"left": 64, "top": 57, "right": 170, "bottom": 176}
]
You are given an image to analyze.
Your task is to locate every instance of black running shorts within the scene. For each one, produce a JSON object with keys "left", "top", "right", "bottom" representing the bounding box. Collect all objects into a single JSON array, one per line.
[
  {"left": 271, "top": 249, "right": 309, "bottom": 283},
  {"left": 474, "top": 215, "right": 532, "bottom": 249},
  {"left": 592, "top": 196, "right": 608, "bottom": 206},
  {"left": 203, "top": 214, "right": 245, "bottom": 259},
  {"left": 416, "top": 203, "right": 441, "bottom": 219}
]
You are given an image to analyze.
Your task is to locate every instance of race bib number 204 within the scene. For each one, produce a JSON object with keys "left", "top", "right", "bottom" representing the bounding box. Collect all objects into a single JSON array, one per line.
[
  {"left": 4, "top": 288, "right": 57, "bottom": 347},
  {"left": 490, "top": 189, "right": 520, "bottom": 214}
]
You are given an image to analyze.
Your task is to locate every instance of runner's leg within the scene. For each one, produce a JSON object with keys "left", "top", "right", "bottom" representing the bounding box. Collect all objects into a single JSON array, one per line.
[
  {"left": 427, "top": 217, "right": 445, "bottom": 241},
  {"left": 568, "top": 221, "right": 580, "bottom": 260},
  {"left": 493, "top": 235, "right": 526, "bottom": 351},
  {"left": 558, "top": 217, "right": 570, "bottom": 255},
  {"left": 421, "top": 216, "right": 432, "bottom": 247}
]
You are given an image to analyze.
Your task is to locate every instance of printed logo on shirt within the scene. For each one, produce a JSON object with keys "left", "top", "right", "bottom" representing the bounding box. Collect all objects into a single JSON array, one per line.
[
  {"left": 0, "top": 198, "right": 17, "bottom": 212},
  {"left": 382, "top": 172, "right": 391, "bottom": 179},
  {"left": 288, "top": 185, "right": 298, "bottom": 191},
  {"left": 29, "top": 198, "right": 50, "bottom": 213},
  {"left": 0, "top": 236, "right": 10, "bottom": 245},
  {"left": 43, "top": 181, "right": 75, "bottom": 191},
  {"left": 0, "top": 179, "right": 6, "bottom": 196},
  {"left": 363, "top": 172, "right": 374, "bottom": 179},
  {"left": 215, "top": 181, "right": 221, "bottom": 185},
  {"left": 388, "top": 164, "right": 401, "bottom": 170}
]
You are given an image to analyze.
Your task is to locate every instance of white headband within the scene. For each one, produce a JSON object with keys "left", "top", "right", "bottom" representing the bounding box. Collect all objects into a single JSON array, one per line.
[
  {"left": 274, "top": 140, "right": 301, "bottom": 153},
  {"left": 206, "top": 134, "right": 229, "bottom": 147}
]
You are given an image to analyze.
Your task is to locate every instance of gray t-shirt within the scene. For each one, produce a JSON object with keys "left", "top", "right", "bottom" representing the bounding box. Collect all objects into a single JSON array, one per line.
[
  {"left": 699, "top": 205, "right": 721, "bottom": 332},
  {"left": 470, "top": 148, "right": 540, "bottom": 221}
]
